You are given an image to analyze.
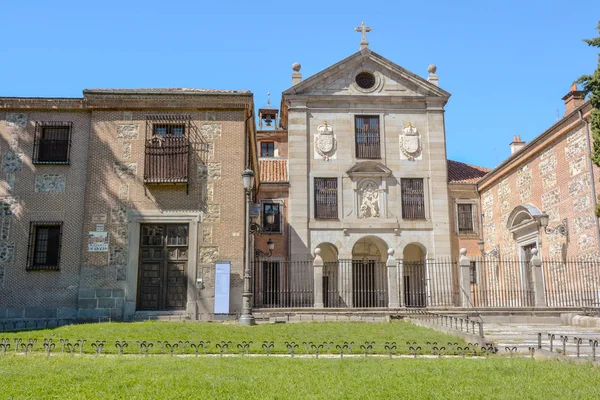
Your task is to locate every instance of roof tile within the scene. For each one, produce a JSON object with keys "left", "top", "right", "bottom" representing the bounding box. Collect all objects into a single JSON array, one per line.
[
  {"left": 447, "top": 160, "right": 490, "bottom": 183},
  {"left": 259, "top": 159, "right": 288, "bottom": 183}
]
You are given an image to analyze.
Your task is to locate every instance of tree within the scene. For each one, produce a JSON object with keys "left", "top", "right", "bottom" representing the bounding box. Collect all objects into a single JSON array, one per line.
[{"left": 576, "top": 21, "right": 600, "bottom": 217}]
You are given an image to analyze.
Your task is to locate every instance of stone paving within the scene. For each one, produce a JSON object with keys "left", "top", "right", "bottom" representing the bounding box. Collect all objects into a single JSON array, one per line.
[{"left": 484, "top": 323, "right": 600, "bottom": 357}]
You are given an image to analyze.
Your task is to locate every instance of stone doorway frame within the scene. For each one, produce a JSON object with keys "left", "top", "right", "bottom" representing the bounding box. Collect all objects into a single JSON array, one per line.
[{"left": 125, "top": 210, "right": 201, "bottom": 320}]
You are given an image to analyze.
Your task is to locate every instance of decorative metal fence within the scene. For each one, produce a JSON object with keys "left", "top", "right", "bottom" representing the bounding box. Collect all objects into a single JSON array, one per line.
[
  {"left": 252, "top": 257, "right": 600, "bottom": 309},
  {"left": 323, "top": 260, "right": 388, "bottom": 308},
  {"left": 252, "top": 260, "right": 314, "bottom": 308}
]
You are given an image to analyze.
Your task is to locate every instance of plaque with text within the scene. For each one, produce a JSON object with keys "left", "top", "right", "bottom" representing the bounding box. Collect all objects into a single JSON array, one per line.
[{"left": 214, "top": 262, "right": 230, "bottom": 314}]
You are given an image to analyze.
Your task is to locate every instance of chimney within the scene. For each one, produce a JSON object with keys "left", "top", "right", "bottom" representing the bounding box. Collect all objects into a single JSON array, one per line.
[
  {"left": 510, "top": 135, "right": 526, "bottom": 155},
  {"left": 291, "top": 62, "right": 302, "bottom": 85},
  {"left": 562, "top": 84, "right": 585, "bottom": 115}
]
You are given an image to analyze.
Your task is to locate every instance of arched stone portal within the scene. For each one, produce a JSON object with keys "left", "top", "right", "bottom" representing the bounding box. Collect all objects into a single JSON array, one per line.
[
  {"left": 403, "top": 243, "right": 426, "bottom": 307},
  {"left": 316, "top": 242, "right": 339, "bottom": 308}
]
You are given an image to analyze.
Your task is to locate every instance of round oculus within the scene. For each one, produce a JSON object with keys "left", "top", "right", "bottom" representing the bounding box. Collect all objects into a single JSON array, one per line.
[{"left": 355, "top": 72, "right": 376, "bottom": 89}]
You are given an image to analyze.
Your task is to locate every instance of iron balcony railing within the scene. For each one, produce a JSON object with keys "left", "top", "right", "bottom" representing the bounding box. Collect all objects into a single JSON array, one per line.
[{"left": 144, "top": 136, "right": 189, "bottom": 183}]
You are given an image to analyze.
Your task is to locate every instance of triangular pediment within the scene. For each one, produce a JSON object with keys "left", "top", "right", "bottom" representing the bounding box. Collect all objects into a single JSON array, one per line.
[
  {"left": 346, "top": 161, "right": 392, "bottom": 177},
  {"left": 283, "top": 49, "right": 449, "bottom": 99}
]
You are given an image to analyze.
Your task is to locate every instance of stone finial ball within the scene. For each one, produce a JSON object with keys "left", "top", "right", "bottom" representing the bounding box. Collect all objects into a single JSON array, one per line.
[
  {"left": 427, "top": 64, "right": 437, "bottom": 74},
  {"left": 387, "top": 248, "right": 395, "bottom": 256},
  {"left": 292, "top": 62, "right": 302, "bottom": 72},
  {"left": 460, "top": 248, "right": 467, "bottom": 256},
  {"left": 314, "top": 248, "right": 322, "bottom": 256},
  {"left": 531, "top": 248, "right": 538, "bottom": 256}
]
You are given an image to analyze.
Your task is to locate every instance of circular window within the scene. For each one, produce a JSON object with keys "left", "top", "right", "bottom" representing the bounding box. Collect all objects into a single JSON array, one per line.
[{"left": 355, "top": 72, "right": 376, "bottom": 89}]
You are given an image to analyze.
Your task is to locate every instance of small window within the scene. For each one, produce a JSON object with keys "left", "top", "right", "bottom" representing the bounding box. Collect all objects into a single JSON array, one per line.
[
  {"left": 314, "top": 178, "right": 338, "bottom": 219},
  {"left": 27, "top": 222, "right": 63, "bottom": 271},
  {"left": 153, "top": 124, "right": 185, "bottom": 136},
  {"left": 401, "top": 178, "right": 426, "bottom": 220},
  {"left": 469, "top": 261, "right": 477, "bottom": 284},
  {"left": 33, "top": 122, "right": 72, "bottom": 164},
  {"left": 262, "top": 202, "right": 282, "bottom": 233},
  {"left": 457, "top": 203, "right": 475, "bottom": 233},
  {"left": 261, "top": 142, "right": 275, "bottom": 157},
  {"left": 355, "top": 72, "right": 376, "bottom": 89},
  {"left": 355, "top": 116, "right": 380, "bottom": 159}
]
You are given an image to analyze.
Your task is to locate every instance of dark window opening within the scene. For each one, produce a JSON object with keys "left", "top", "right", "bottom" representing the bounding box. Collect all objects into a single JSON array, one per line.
[
  {"left": 314, "top": 178, "right": 338, "bottom": 219},
  {"left": 153, "top": 124, "right": 185, "bottom": 136},
  {"left": 262, "top": 202, "right": 281, "bottom": 233},
  {"left": 470, "top": 261, "right": 477, "bottom": 284},
  {"left": 261, "top": 142, "right": 275, "bottom": 157},
  {"left": 34, "top": 122, "right": 72, "bottom": 164},
  {"left": 356, "top": 72, "right": 376, "bottom": 89},
  {"left": 457, "top": 203, "right": 475, "bottom": 233},
  {"left": 355, "top": 116, "right": 380, "bottom": 159},
  {"left": 401, "top": 178, "right": 426, "bottom": 220},
  {"left": 27, "top": 222, "right": 63, "bottom": 271}
]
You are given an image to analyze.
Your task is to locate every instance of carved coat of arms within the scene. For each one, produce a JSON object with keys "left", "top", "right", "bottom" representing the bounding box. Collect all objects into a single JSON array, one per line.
[
  {"left": 400, "top": 123, "right": 422, "bottom": 161},
  {"left": 315, "top": 122, "right": 337, "bottom": 160}
]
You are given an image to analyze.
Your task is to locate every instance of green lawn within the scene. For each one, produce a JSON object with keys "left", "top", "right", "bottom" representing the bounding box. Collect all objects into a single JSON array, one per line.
[
  {"left": 0, "top": 356, "right": 598, "bottom": 399},
  {"left": 0, "top": 321, "right": 467, "bottom": 355}
]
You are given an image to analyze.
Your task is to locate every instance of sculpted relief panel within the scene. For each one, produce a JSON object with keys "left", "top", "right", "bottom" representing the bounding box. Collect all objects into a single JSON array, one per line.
[
  {"left": 399, "top": 123, "right": 422, "bottom": 161},
  {"left": 314, "top": 121, "right": 336, "bottom": 160},
  {"left": 359, "top": 180, "right": 380, "bottom": 219}
]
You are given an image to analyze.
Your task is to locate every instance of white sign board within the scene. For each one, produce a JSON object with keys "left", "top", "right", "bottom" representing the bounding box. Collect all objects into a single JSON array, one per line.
[
  {"left": 214, "top": 262, "right": 230, "bottom": 314},
  {"left": 88, "top": 231, "right": 108, "bottom": 252}
]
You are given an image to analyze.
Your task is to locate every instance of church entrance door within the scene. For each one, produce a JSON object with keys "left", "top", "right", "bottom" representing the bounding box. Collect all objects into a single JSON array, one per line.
[{"left": 136, "top": 224, "right": 189, "bottom": 311}]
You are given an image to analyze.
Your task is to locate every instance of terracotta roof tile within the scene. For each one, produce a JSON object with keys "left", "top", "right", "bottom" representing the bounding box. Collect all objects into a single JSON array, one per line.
[
  {"left": 83, "top": 88, "right": 250, "bottom": 94},
  {"left": 447, "top": 160, "right": 490, "bottom": 184},
  {"left": 259, "top": 159, "right": 288, "bottom": 183}
]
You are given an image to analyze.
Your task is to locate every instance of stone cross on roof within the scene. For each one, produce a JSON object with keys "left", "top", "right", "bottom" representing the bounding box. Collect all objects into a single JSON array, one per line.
[{"left": 355, "top": 22, "right": 372, "bottom": 50}]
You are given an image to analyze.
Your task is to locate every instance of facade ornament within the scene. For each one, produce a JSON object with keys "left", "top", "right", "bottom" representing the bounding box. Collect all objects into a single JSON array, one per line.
[
  {"left": 400, "top": 122, "right": 422, "bottom": 161},
  {"left": 359, "top": 181, "right": 380, "bottom": 219},
  {"left": 315, "top": 121, "right": 337, "bottom": 160}
]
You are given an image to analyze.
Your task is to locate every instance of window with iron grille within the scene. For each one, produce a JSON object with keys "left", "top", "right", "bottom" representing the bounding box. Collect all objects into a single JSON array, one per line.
[
  {"left": 401, "top": 178, "right": 426, "bottom": 220},
  {"left": 457, "top": 203, "right": 475, "bottom": 233},
  {"left": 144, "top": 115, "right": 191, "bottom": 184},
  {"left": 469, "top": 261, "right": 477, "bottom": 284},
  {"left": 262, "top": 202, "right": 282, "bottom": 233},
  {"left": 314, "top": 178, "right": 338, "bottom": 219},
  {"left": 261, "top": 142, "right": 275, "bottom": 157},
  {"left": 355, "top": 116, "right": 380, "bottom": 159},
  {"left": 26, "top": 222, "right": 63, "bottom": 271},
  {"left": 33, "top": 122, "right": 72, "bottom": 164}
]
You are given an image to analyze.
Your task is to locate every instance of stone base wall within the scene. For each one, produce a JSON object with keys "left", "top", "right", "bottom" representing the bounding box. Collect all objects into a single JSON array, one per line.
[{"left": 77, "top": 288, "right": 125, "bottom": 321}]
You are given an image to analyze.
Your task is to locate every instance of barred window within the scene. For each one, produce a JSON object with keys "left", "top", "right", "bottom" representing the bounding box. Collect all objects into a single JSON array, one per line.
[
  {"left": 153, "top": 124, "right": 185, "bottom": 136},
  {"left": 457, "top": 203, "right": 474, "bottom": 233},
  {"left": 355, "top": 116, "right": 381, "bottom": 159},
  {"left": 314, "top": 178, "right": 338, "bottom": 219},
  {"left": 33, "top": 122, "right": 72, "bottom": 164},
  {"left": 27, "top": 222, "right": 63, "bottom": 271},
  {"left": 401, "top": 178, "right": 426, "bottom": 220},
  {"left": 145, "top": 115, "right": 190, "bottom": 184}
]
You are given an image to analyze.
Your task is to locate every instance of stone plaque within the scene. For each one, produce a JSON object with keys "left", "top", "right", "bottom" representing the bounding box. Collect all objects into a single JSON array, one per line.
[{"left": 91, "top": 214, "right": 107, "bottom": 224}]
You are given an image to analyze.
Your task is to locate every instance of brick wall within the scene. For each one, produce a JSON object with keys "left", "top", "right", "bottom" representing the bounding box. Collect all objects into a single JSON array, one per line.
[{"left": 0, "top": 108, "right": 90, "bottom": 320}]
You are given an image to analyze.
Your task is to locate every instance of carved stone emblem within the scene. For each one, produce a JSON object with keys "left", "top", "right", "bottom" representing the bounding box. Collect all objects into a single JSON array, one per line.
[
  {"left": 400, "top": 123, "right": 422, "bottom": 161},
  {"left": 359, "top": 181, "right": 380, "bottom": 219},
  {"left": 315, "top": 121, "right": 336, "bottom": 160}
]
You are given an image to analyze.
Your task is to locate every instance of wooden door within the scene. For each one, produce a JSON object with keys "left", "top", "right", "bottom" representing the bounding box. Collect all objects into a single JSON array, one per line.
[{"left": 137, "top": 224, "right": 189, "bottom": 311}]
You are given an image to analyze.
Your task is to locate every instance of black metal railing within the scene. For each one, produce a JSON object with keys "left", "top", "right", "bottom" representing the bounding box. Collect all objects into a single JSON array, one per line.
[
  {"left": 401, "top": 179, "right": 426, "bottom": 220},
  {"left": 323, "top": 260, "right": 388, "bottom": 308},
  {"left": 253, "top": 261, "right": 314, "bottom": 308},
  {"left": 355, "top": 116, "right": 381, "bottom": 159},
  {"left": 144, "top": 136, "right": 189, "bottom": 183}
]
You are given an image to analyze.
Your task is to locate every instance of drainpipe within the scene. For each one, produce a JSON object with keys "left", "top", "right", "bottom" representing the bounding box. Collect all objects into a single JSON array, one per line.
[{"left": 580, "top": 109, "right": 600, "bottom": 253}]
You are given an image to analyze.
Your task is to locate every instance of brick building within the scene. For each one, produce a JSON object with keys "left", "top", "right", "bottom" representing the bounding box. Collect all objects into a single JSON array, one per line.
[{"left": 0, "top": 89, "right": 257, "bottom": 322}]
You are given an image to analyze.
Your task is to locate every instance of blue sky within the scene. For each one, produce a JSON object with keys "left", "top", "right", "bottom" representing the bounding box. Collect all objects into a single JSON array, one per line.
[{"left": 1, "top": 1, "right": 598, "bottom": 169}]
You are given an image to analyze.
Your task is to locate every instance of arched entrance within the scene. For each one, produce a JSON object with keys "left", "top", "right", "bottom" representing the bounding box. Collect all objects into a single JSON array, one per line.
[
  {"left": 348, "top": 236, "right": 388, "bottom": 308},
  {"left": 403, "top": 243, "right": 426, "bottom": 307}
]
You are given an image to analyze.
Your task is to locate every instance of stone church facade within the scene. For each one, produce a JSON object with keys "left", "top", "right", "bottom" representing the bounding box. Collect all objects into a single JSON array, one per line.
[{"left": 0, "top": 27, "right": 599, "bottom": 323}]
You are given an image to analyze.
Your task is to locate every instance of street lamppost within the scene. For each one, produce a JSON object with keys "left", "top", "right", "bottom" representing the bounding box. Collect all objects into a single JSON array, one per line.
[
  {"left": 240, "top": 168, "right": 256, "bottom": 326},
  {"left": 240, "top": 169, "right": 277, "bottom": 326}
]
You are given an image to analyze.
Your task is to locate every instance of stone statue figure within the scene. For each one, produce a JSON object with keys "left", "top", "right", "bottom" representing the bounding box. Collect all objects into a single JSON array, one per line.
[{"left": 359, "top": 182, "right": 380, "bottom": 219}]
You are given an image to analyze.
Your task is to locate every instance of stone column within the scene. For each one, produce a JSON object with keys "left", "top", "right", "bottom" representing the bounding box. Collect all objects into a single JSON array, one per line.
[
  {"left": 530, "top": 248, "right": 547, "bottom": 307},
  {"left": 313, "top": 248, "right": 324, "bottom": 308},
  {"left": 459, "top": 248, "right": 472, "bottom": 307},
  {"left": 386, "top": 249, "right": 400, "bottom": 308}
]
